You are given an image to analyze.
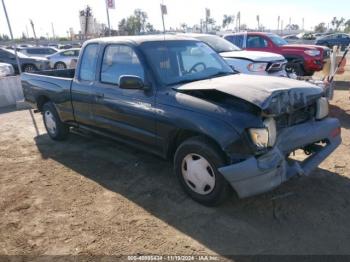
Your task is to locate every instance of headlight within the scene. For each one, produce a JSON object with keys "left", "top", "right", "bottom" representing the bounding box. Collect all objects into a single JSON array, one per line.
[
  {"left": 316, "top": 97, "right": 329, "bottom": 119},
  {"left": 247, "top": 62, "right": 268, "bottom": 72},
  {"left": 249, "top": 128, "right": 269, "bottom": 149},
  {"left": 304, "top": 50, "right": 320, "bottom": 57},
  {"left": 249, "top": 117, "right": 276, "bottom": 149}
]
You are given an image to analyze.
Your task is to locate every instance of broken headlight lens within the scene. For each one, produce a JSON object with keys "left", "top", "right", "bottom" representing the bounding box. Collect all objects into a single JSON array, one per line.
[
  {"left": 316, "top": 97, "right": 329, "bottom": 119},
  {"left": 249, "top": 128, "right": 269, "bottom": 149},
  {"left": 247, "top": 62, "right": 268, "bottom": 72},
  {"left": 249, "top": 117, "right": 276, "bottom": 149}
]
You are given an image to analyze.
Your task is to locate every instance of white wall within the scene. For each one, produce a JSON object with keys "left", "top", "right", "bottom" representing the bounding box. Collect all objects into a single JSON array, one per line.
[{"left": 0, "top": 76, "right": 24, "bottom": 108}]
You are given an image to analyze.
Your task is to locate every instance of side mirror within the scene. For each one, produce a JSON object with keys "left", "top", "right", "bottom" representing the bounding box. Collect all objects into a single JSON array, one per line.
[{"left": 119, "top": 75, "right": 144, "bottom": 90}]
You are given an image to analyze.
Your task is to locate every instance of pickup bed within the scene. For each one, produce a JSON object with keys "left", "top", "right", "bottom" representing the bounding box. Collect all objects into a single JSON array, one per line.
[{"left": 22, "top": 35, "right": 341, "bottom": 206}]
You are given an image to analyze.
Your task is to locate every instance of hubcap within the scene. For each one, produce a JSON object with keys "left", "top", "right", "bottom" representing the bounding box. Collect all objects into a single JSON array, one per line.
[
  {"left": 44, "top": 110, "right": 57, "bottom": 135},
  {"left": 24, "top": 65, "right": 34, "bottom": 72},
  {"left": 56, "top": 63, "right": 65, "bottom": 69},
  {"left": 181, "top": 154, "right": 215, "bottom": 195}
]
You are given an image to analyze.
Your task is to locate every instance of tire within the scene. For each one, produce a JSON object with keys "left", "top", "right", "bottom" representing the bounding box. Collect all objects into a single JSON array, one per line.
[
  {"left": 286, "top": 62, "right": 305, "bottom": 76},
  {"left": 23, "top": 64, "right": 36, "bottom": 73},
  {"left": 174, "top": 136, "right": 232, "bottom": 206},
  {"left": 42, "top": 102, "right": 69, "bottom": 141},
  {"left": 54, "top": 62, "right": 66, "bottom": 70}
]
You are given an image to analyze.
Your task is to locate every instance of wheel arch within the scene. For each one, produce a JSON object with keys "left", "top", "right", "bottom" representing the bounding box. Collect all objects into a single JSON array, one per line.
[
  {"left": 167, "top": 129, "right": 230, "bottom": 164},
  {"left": 36, "top": 95, "right": 51, "bottom": 111}
]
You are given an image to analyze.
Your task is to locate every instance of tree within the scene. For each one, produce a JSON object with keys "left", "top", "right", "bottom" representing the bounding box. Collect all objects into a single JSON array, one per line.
[
  {"left": 180, "top": 23, "right": 188, "bottom": 32},
  {"left": 240, "top": 24, "right": 248, "bottom": 30},
  {"left": 344, "top": 19, "right": 350, "bottom": 33},
  {"left": 315, "top": 22, "right": 327, "bottom": 33},
  {"left": 331, "top": 17, "right": 345, "bottom": 31},
  {"left": 222, "top": 15, "right": 234, "bottom": 29},
  {"left": 286, "top": 24, "right": 299, "bottom": 30},
  {"left": 118, "top": 9, "right": 154, "bottom": 35}
]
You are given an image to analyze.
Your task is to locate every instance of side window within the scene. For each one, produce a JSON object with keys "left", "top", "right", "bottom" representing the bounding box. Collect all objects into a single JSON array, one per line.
[
  {"left": 247, "top": 36, "right": 268, "bottom": 48},
  {"left": 101, "top": 45, "right": 144, "bottom": 85},
  {"left": 225, "top": 35, "right": 244, "bottom": 48},
  {"left": 79, "top": 44, "right": 99, "bottom": 81},
  {"left": 62, "top": 50, "right": 75, "bottom": 56}
]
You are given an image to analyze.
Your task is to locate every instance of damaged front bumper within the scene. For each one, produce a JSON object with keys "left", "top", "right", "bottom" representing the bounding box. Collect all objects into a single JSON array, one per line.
[{"left": 218, "top": 117, "right": 341, "bottom": 198}]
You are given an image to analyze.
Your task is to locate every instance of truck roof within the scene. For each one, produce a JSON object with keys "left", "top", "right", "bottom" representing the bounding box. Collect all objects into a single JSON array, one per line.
[{"left": 85, "top": 34, "right": 196, "bottom": 46}]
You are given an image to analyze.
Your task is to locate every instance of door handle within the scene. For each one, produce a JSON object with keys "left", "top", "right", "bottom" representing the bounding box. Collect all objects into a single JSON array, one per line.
[{"left": 96, "top": 92, "right": 104, "bottom": 99}]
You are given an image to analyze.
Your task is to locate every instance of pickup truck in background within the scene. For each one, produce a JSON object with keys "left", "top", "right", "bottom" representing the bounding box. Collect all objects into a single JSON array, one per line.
[
  {"left": 22, "top": 35, "right": 341, "bottom": 206},
  {"left": 179, "top": 33, "right": 287, "bottom": 77},
  {"left": 224, "top": 32, "right": 330, "bottom": 76}
]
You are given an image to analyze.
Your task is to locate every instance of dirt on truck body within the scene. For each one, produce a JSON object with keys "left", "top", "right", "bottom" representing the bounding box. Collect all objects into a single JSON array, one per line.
[{"left": 0, "top": 88, "right": 350, "bottom": 257}]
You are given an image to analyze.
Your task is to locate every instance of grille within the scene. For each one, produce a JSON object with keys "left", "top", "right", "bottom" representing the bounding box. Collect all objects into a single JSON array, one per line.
[{"left": 275, "top": 103, "right": 316, "bottom": 130}]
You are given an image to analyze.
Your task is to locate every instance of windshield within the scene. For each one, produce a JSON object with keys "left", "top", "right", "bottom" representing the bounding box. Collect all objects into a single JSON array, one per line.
[
  {"left": 195, "top": 35, "right": 241, "bottom": 53},
  {"left": 140, "top": 40, "right": 233, "bottom": 86},
  {"left": 269, "top": 34, "right": 288, "bottom": 46}
]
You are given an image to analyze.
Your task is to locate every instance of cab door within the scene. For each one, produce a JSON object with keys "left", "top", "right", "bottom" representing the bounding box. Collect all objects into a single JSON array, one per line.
[
  {"left": 91, "top": 44, "right": 157, "bottom": 150},
  {"left": 70, "top": 43, "right": 99, "bottom": 126}
]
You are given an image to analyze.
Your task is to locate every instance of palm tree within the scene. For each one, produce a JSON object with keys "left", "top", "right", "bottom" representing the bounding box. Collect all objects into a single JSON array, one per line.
[{"left": 222, "top": 15, "right": 234, "bottom": 29}]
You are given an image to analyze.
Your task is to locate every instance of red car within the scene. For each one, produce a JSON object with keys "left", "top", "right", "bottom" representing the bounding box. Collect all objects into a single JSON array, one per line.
[{"left": 224, "top": 32, "right": 330, "bottom": 76}]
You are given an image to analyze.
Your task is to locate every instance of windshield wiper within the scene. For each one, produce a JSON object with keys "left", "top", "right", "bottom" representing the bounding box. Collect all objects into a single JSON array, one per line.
[
  {"left": 207, "top": 71, "right": 234, "bottom": 78},
  {"left": 166, "top": 78, "right": 203, "bottom": 86}
]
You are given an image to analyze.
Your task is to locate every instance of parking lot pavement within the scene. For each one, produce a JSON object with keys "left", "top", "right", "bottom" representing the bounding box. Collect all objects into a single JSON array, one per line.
[{"left": 0, "top": 88, "right": 350, "bottom": 256}]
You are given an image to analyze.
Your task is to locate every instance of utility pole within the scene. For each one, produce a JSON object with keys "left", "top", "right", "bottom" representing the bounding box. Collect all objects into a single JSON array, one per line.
[
  {"left": 51, "top": 22, "right": 55, "bottom": 40},
  {"left": 105, "top": 0, "right": 115, "bottom": 36},
  {"left": 29, "top": 19, "right": 38, "bottom": 45},
  {"left": 25, "top": 25, "right": 29, "bottom": 38},
  {"left": 205, "top": 8, "right": 210, "bottom": 33},
  {"left": 105, "top": 4, "right": 111, "bottom": 36},
  {"left": 277, "top": 16, "right": 280, "bottom": 33},
  {"left": 302, "top": 17, "right": 304, "bottom": 31},
  {"left": 281, "top": 20, "right": 284, "bottom": 34},
  {"left": 160, "top": 2, "right": 167, "bottom": 33},
  {"left": 237, "top": 11, "right": 241, "bottom": 32},
  {"left": 1, "top": 0, "right": 22, "bottom": 73},
  {"left": 257, "top": 15, "right": 260, "bottom": 30}
]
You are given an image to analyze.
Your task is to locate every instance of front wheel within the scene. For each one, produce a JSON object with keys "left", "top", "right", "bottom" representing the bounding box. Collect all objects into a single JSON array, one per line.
[
  {"left": 286, "top": 62, "right": 305, "bottom": 76},
  {"left": 42, "top": 102, "right": 69, "bottom": 140},
  {"left": 174, "top": 137, "right": 232, "bottom": 206},
  {"left": 54, "top": 62, "right": 66, "bottom": 70}
]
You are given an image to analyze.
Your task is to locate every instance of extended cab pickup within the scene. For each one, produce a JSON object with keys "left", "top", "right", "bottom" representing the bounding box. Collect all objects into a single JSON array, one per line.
[
  {"left": 224, "top": 32, "right": 330, "bottom": 76},
  {"left": 22, "top": 35, "right": 341, "bottom": 206}
]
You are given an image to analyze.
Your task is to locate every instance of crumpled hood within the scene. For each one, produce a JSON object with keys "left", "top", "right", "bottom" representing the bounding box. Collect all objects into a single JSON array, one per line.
[
  {"left": 175, "top": 74, "right": 323, "bottom": 115},
  {"left": 220, "top": 50, "right": 285, "bottom": 62}
]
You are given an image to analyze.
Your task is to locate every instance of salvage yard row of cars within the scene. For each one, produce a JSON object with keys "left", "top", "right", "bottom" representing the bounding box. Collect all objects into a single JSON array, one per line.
[
  {"left": 21, "top": 34, "right": 341, "bottom": 206},
  {"left": 0, "top": 31, "right": 335, "bottom": 78},
  {"left": 0, "top": 46, "right": 80, "bottom": 74}
]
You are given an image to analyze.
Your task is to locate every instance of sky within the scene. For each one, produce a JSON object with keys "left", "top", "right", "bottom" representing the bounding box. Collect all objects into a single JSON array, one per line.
[{"left": 0, "top": 0, "right": 349, "bottom": 38}]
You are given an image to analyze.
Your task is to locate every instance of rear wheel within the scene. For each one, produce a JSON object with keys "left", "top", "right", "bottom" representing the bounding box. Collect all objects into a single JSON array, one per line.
[
  {"left": 54, "top": 62, "right": 66, "bottom": 70},
  {"left": 42, "top": 102, "right": 69, "bottom": 140},
  {"left": 174, "top": 137, "right": 232, "bottom": 206},
  {"left": 23, "top": 64, "right": 36, "bottom": 73}
]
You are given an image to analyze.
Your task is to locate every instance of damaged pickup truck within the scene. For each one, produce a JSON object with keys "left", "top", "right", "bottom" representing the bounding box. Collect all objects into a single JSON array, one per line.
[{"left": 21, "top": 35, "right": 341, "bottom": 206}]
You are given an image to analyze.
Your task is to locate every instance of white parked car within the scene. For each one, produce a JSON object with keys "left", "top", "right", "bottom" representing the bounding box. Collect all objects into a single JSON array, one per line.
[
  {"left": 18, "top": 47, "right": 58, "bottom": 58},
  {"left": 182, "top": 33, "right": 287, "bottom": 77},
  {"left": 0, "top": 62, "right": 15, "bottom": 77},
  {"left": 46, "top": 48, "right": 80, "bottom": 69}
]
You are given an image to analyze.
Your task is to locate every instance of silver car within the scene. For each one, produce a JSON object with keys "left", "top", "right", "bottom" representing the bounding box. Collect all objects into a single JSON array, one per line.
[
  {"left": 47, "top": 48, "right": 80, "bottom": 69},
  {"left": 18, "top": 47, "right": 58, "bottom": 58},
  {"left": 0, "top": 62, "right": 14, "bottom": 77}
]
